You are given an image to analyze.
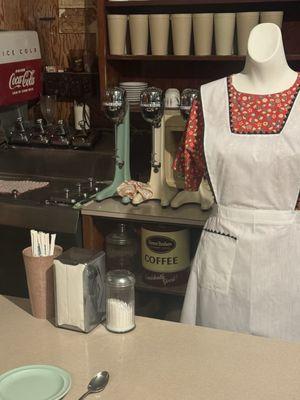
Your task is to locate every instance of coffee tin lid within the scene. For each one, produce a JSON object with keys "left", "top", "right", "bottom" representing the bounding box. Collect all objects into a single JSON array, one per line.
[{"left": 106, "top": 269, "right": 135, "bottom": 287}]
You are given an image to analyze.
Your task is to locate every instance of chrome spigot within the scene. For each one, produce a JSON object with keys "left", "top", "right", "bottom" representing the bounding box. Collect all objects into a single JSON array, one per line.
[
  {"left": 16, "top": 116, "right": 26, "bottom": 133},
  {"left": 57, "top": 120, "right": 66, "bottom": 136},
  {"left": 78, "top": 120, "right": 88, "bottom": 137},
  {"left": 36, "top": 118, "right": 45, "bottom": 134}
]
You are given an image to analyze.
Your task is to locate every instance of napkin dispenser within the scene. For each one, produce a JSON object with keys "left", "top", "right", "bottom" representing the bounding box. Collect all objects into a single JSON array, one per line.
[{"left": 54, "top": 247, "right": 106, "bottom": 333}]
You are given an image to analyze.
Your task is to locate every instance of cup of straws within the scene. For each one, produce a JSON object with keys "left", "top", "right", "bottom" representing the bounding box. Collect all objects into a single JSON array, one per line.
[{"left": 22, "top": 230, "right": 62, "bottom": 319}]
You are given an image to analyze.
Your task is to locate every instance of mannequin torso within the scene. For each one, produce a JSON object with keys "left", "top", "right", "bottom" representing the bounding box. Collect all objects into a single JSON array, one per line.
[{"left": 171, "top": 23, "right": 297, "bottom": 209}]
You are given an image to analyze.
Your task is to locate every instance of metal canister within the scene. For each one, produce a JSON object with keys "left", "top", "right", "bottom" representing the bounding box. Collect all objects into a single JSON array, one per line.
[{"left": 141, "top": 225, "right": 190, "bottom": 287}]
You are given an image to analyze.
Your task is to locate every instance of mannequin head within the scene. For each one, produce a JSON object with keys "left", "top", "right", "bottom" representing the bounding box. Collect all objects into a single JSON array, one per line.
[
  {"left": 234, "top": 22, "right": 296, "bottom": 93},
  {"left": 247, "top": 23, "right": 282, "bottom": 63}
]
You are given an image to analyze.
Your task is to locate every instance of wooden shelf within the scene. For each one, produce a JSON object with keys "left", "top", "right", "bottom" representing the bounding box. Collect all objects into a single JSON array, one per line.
[
  {"left": 105, "top": 0, "right": 298, "bottom": 6},
  {"left": 105, "top": 0, "right": 298, "bottom": 12},
  {"left": 108, "top": 54, "right": 300, "bottom": 61},
  {"left": 135, "top": 270, "right": 187, "bottom": 296},
  {"left": 108, "top": 55, "right": 245, "bottom": 61}
]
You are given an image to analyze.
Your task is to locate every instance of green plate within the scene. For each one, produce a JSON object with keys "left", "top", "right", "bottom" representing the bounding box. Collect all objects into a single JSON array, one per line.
[{"left": 0, "top": 365, "right": 71, "bottom": 400}]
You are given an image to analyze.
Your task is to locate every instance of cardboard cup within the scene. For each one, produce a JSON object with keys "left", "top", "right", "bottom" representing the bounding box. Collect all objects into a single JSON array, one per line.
[
  {"left": 171, "top": 14, "right": 192, "bottom": 55},
  {"left": 129, "top": 14, "right": 149, "bottom": 55},
  {"left": 214, "top": 13, "right": 236, "bottom": 55},
  {"left": 193, "top": 13, "right": 214, "bottom": 56},
  {"left": 149, "top": 14, "right": 170, "bottom": 55},
  {"left": 23, "top": 245, "right": 63, "bottom": 319},
  {"left": 107, "top": 14, "right": 128, "bottom": 55},
  {"left": 237, "top": 12, "right": 260, "bottom": 55},
  {"left": 260, "top": 11, "right": 284, "bottom": 29}
]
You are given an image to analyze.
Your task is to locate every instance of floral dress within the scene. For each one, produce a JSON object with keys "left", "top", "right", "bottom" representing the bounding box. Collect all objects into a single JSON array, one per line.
[{"left": 174, "top": 73, "right": 300, "bottom": 208}]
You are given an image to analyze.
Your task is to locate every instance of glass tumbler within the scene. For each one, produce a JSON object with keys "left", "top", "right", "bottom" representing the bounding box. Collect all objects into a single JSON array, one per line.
[{"left": 105, "top": 270, "right": 136, "bottom": 333}]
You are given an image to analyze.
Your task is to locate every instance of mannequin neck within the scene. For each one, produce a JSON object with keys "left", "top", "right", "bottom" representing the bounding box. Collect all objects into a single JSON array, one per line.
[{"left": 232, "top": 24, "right": 297, "bottom": 95}]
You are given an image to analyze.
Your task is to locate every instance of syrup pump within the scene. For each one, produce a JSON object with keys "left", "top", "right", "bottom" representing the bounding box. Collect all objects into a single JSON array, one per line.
[
  {"left": 96, "top": 87, "right": 131, "bottom": 203},
  {"left": 135, "top": 87, "right": 177, "bottom": 207}
]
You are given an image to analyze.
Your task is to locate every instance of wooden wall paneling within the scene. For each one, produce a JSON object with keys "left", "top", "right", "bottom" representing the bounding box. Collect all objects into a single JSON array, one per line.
[
  {"left": 21, "top": 0, "right": 97, "bottom": 67},
  {"left": 0, "top": 1, "right": 5, "bottom": 30},
  {"left": 20, "top": 0, "right": 98, "bottom": 123},
  {"left": 1, "top": 0, "right": 24, "bottom": 30}
]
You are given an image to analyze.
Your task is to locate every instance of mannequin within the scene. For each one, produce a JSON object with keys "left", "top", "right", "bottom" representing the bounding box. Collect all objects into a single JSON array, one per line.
[
  {"left": 233, "top": 23, "right": 297, "bottom": 94},
  {"left": 171, "top": 23, "right": 297, "bottom": 210},
  {"left": 180, "top": 24, "right": 300, "bottom": 342}
]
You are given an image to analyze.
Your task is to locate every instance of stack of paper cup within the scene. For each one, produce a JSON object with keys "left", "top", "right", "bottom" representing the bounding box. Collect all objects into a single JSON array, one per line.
[
  {"left": 193, "top": 13, "right": 214, "bottom": 56},
  {"left": 237, "top": 12, "right": 259, "bottom": 55},
  {"left": 260, "top": 11, "right": 284, "bottom": 28},
  {"left": 129, "top": 14, "right": 149, "bottom": 55},
  {"left": 171, "top": 14, "right": 192, "bottom": 55},
  {"left": 107, "top": 14, "right": 128, "bottom": 55},
  {"left": 214, "top": 13, "right": 236, "bottom": 55},
  {"left": 149, "top": 14, "right": 170, "bottom": 55}
]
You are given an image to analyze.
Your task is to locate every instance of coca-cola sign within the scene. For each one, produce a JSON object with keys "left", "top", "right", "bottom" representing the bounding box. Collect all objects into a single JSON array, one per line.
[
  {"left": 0, "top": 59, "right": 41, "bottom": 106},
  {"left": 9, "top": 69, "right": 35, "bottom": 91}
]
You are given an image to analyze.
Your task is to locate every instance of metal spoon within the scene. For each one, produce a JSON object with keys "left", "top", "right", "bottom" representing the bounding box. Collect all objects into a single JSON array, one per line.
[{"left": 78, "top": 371, "right": 109, "bottom": 400}]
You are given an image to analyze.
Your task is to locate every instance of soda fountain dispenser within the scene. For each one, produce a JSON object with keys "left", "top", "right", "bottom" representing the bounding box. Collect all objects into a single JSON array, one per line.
[{"left": 0, "top": 31, "right": 42, "bottom": 145}]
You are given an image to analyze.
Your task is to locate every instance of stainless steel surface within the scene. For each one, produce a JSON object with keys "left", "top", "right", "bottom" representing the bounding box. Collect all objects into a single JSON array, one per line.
[
  {"left": 82, "top": 198, "right": 210, "bottom": 227},
  {"left": 78, "top": 371, "right": 109, "bottom": 400},
  {"left": 0, "top": 144, "right": 114, "bottom": 297}
]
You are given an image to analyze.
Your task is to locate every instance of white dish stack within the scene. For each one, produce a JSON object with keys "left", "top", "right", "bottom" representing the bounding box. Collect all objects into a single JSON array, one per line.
[{"left": 120, "top": 82, "right": 148, "bottom": 106}]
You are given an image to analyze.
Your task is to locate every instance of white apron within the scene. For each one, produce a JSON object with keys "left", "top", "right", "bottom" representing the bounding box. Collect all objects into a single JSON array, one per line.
[{"left": 181, "top": 77, "right": 300, "bottom": 342}]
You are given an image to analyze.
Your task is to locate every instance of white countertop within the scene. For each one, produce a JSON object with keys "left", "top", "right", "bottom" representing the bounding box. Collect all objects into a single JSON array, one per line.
[{"left": 1, "top": 295, "right": 300, "bottom": 399}]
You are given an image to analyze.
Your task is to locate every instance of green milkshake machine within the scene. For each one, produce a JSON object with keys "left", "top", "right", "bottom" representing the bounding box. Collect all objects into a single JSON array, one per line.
[{"left": 96, "top": 87, "right": 131, "bottom": 203}]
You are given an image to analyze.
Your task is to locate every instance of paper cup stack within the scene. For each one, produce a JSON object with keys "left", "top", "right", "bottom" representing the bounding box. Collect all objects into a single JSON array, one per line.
[{"left": 120, "top": 82, "right": 148, "bottom": 106}]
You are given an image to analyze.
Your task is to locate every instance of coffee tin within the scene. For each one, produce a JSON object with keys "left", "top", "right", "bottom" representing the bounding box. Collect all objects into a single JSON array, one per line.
[{"left": 141, "top": 225, "right": 190, "bottom": 287}]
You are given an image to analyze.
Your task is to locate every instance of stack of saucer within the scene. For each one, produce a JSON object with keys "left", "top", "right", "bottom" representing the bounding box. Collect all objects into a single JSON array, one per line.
[{"left": 120, "top": 82, "right": 148, "bottom": 106}]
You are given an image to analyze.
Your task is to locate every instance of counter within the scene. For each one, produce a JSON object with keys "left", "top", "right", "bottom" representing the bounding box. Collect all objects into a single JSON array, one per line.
[{"left": 1, "top": 295, "right": 300, "bottom": 399}]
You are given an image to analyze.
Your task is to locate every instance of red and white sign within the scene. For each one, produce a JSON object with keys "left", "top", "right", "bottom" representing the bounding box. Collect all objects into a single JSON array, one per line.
[{"left": 0, "top": 31, "right": 41, "bottom": 106}]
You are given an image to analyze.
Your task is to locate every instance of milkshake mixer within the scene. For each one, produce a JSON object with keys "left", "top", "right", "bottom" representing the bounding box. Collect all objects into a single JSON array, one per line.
[
  {"left": 170, "top": 88, "right": 201, "bottom": 209},
  {"left": 96, "top": 87, "right": 131, "bottom": 203},
  {"left": 134, "top": 87, "right": 177, "bottom": 207}
]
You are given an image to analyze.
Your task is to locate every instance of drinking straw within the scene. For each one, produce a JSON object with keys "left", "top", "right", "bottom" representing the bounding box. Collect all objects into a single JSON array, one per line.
[{"left": 30, "top": 230, "right": 57, "bottom": 257}]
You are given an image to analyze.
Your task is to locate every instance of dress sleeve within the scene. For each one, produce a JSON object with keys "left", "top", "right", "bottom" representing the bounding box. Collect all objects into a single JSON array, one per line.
[{"left": 173, "top": 98, "right": 206, "bottom": 191}]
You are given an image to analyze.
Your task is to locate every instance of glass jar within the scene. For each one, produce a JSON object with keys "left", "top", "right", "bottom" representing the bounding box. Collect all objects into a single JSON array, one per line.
[
  {"left": 106, "top": 270, "right": 136, "bottom": 333},
  {"left": 105, "top": 223, "right": 137, "bottom": 271}
]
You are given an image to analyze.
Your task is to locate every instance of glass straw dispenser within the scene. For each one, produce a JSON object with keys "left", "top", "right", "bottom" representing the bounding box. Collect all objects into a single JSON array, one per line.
[{"left": 105, "top": 269, "right": 136, "bottom": 333}]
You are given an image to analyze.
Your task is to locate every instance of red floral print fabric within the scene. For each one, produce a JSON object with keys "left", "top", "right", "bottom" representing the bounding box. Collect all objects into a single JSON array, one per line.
[{"left": 173, "top": 74, "right": 300, "bottom": 210}]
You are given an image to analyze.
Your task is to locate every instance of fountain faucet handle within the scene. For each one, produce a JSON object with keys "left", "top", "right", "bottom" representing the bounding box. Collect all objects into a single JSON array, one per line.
[
  {"left": 16, "top": 116, "right": 26, "bottom": 133},
  {"left": 36, "top": 118, "right": 45, "bottom": 135}
]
